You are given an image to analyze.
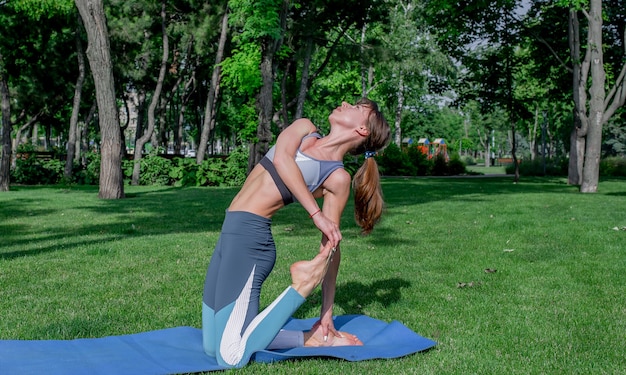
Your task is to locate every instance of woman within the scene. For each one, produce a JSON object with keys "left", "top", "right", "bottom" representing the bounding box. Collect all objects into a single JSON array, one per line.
[{"left": 202, "top": 98, "right": 390, "bottom": 368}]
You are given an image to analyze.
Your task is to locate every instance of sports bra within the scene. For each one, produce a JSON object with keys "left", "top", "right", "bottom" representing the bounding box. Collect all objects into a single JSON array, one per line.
[{"left": 259, "top": 132, "right": 344, "bottom": 205}]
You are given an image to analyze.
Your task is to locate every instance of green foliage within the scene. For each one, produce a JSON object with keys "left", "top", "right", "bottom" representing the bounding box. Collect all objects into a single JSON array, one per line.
[
  {"left": 378, "top": 143, "right": 415, "bottom": 176},
  {"left": 167, "top": 157, "right": 228, "bottom": 187},
  {"left": 196, "top": 158, "right": 226, "bottom": 186},
  {"left": 228, "top": 0, "right": 283, "bottom": 42},
  {"left": 9, "top": 0, "right": 74, "bottom": 20},
  {"left": 220, "top": 43, "right": 262, "bottom": 97},
  {"left": 600, "top": 157, "right": 626, "bottom": 177},
  {"left": 73, "top": 153, "right": 101, "bottom": 185},
  {"left": 603, "top": 120, "right": 626, "bottom": 156},
  {"left": 11, "top": 148, "right": 249, "bottom": 187},
  {"left": 168, "top": 158, "right": 200, "bottom": 187},
  {"left": 123, "top": 155, "right": 173, "bottom": 186},
  {"left": 221, "top": 146, "right": 250, "bottom": 186},
  {"left": 461, "top": 155, "right": 476, "bottom": 165},
  {"left": 169, "top": 148, "right": 248, "bottom": 187},
  {"left": 431, "top": 153, "right": 449, "bottom": 176},
  {"left": 407, "top": 146, "right": 432, "bottom": 176},
  {"left": 505, "top": 158, "right": 568, "bottom": 176},
  {"left": 378, "top": 143, "right": 466, "bottom": 177},
  {"left": 447, "top": 153, "right": 467, "bottom": 175},
  {"left": 11, "top": 147, "right": 66, "bottom": 185}
]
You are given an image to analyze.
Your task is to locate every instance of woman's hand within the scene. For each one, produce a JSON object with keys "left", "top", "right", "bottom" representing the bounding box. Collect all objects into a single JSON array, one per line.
[
  {"left": 311, "top": 211, "right": 342, "bottom": 248},
  {"left": 317, "top": 309, "right": 340, "bottom": 342}
]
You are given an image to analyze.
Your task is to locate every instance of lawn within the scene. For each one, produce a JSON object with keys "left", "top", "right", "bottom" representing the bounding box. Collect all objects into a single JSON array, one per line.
[{"left": 1, "top": 177, "right": 625, "bottom": 374}]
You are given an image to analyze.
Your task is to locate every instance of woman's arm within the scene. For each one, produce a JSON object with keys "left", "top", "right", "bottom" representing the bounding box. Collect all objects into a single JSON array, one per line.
[
  {"left": 316, "top": 168, "right": 352, "bottom": 339},
  {"left": 272, "top": 119, "right": 341, "bottom": 247}
]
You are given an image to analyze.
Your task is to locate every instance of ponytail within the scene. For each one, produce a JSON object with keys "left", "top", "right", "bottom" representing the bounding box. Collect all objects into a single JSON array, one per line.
[
  {"left": 350, "top": 98, "right": 390, "bottom": 235},
  {"left": 352, "top": 156, "right": 384, "bottom": 235}
]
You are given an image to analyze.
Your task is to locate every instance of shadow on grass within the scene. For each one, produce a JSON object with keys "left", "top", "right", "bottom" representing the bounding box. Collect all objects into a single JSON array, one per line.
[
  {"left": 381, "top": 176, "right": 577, "bottom": 206},
  {"left": 295, "top": 277, "right": 411, "bottom": 318},
  {"left": 3, "top": 176, "right": 623, "bottom": 260},
  {"left": 0, "top": 186, "right": 238, "bottom": 260}
]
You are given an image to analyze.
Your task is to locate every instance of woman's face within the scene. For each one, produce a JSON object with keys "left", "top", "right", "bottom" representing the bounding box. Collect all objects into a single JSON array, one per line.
[{"left": 329, "top": 102, "right": 371, "bottom": 130}]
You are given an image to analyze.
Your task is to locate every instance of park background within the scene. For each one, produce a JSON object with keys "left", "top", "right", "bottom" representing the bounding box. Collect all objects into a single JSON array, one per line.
[
  {"left": 1, "top": 0, "right": 625, "bottom": 193},
  {"left": 1, "top": 0, "right": 626, "bottom": 373}
]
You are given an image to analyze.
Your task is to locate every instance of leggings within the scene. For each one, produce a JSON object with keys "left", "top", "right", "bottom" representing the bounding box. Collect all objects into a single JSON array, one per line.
[{"left": 202, "top": 211, "right": 305, "bottom": 368}]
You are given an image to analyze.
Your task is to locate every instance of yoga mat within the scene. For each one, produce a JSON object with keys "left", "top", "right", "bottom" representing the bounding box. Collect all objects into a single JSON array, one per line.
[{"left": 0, "top": 315, "right": 436, "bottom": 375}]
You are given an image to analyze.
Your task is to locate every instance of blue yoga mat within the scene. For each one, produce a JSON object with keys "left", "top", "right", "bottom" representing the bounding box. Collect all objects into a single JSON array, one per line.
[{"left": 0, "top": 315, "right": 436, "bottom": 375}]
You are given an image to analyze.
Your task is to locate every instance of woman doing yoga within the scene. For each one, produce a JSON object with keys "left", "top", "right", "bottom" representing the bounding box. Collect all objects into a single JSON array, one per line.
[{"left": 202, "top": 98, "right": 390, "bottom": 368}]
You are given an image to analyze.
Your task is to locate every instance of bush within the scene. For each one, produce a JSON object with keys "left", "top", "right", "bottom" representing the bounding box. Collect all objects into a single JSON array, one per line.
[
  {"left": 221, "top": 147, "right": 249, "bottom": 186},
  {"left": 123, "top": 155, "right": 173, "bottom": 185},
  {"left": 376, "top": 143, "right": 466, "bottom": 177},
  {"left": 168, "top": 158, "right": 198, "bottom": 187},
  {"left": 431, "top": 154, "right": 449, "bottom": 176},
  {"left": 196, "top": 158, "right": 226, "bottom": 186},
  {"left": 12, "top": 153, "right": 64, "bottom": 185},
  {"left": 73, "top": 153, "right": 101, "bottom": 185},
  {"left": 507, "top": 158, "right": 568, "bottom": 176},
  {"left": 600, "top": 156, "right": 626, "bottom": 177},
  {"left": 167, "top": 147, "right": 249, "bottom": 187},
  {"left": 447, "top": 154, "right": 467, "bottom": 176},
  {"left": 461, "top": 155, "right": 476, "bottom": 166},
  {"left": 378, "top": 143, "right": 415, "bottom": 176},
  {"left": 407, "top": 146, "right": 432, "bottom": 176}
]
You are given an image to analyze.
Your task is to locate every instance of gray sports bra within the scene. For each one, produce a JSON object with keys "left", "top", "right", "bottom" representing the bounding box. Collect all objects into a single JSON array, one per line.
[{"left": 259, "top": 132, "right": 344, "bottom": 205}]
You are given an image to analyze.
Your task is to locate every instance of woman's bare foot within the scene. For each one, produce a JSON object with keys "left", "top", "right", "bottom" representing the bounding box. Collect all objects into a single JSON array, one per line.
[
  {"left": 303, "top": 323, "right": 363, "bottom": 347},
  {"left": 290, "top": 247, "right": 335, "bottom": 298}
]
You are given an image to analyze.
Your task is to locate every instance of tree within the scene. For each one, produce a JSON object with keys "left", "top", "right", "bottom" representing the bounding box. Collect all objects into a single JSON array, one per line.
[
  {"left": 197, "top": 7, "right": 229, "bottom": 164},
  {"left": 378, "top": 0, "right": 455, "bottom": 148},
  {"left": 425, "top": 0, "right": 528, "bottom": 180},
  {"left": 76, "top": 0, "right": 125, "bottom": 199},
  {"left": 0, "top": 0, "right": 77, "bottom": 191},
  {"left": 226, "top": 0, "right": 288, "bottom": 171},
  {"left": 524, "top": 0, "right": 626, "bottom": 190},
  {"left": 569, "top": 1, "right": 626, "bottom": 192},
  {"left": 0, "top": 53, "right": 10, "bottom": 192},
  {"left": 131, "top": 0, "right": 169, "bottom": 185},
  {"left": 65, "top": 12, "right": 87, "bottom": 180}
]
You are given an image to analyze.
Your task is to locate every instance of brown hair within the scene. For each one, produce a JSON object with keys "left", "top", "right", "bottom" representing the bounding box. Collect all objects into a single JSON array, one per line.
[{"left": 351, "top": 98, "right": 391, "bottom": 235}]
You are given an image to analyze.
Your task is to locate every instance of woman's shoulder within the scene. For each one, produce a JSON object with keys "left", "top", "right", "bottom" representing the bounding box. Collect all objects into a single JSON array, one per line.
[{"left": 289, "top": 118, "right": 317, "bottom": 133}]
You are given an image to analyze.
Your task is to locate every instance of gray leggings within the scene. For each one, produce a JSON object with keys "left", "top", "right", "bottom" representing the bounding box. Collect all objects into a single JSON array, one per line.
[{"left": 202, "top": 211, "right": 305, "bottom": 368}]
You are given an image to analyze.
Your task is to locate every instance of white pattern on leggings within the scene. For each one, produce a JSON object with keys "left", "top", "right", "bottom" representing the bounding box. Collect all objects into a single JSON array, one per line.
[{"left": 220, "top": 265, "right": 291, "bottom": 366}]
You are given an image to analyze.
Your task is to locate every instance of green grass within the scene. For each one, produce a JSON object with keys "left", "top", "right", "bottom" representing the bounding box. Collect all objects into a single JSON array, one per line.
[
  {"left": 465, "top": 164, "right": 508, "bottom": 175},
  {"left": 1, "top": 178, "right": 625, "bottom": 374}
]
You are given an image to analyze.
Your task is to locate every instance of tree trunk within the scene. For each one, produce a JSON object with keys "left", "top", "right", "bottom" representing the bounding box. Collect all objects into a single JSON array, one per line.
[
  {"left": 0, "top": 56, "right": 11, "bottom": 192},
  {"left": 65, "top": 14, "right": 86, "bottom": 180},
  {"left": 198, "top": 10, "right": 228, "bottom": 164},
  {"left": 510, "top": 124, "right": 519, "bottom": 182},
  {"left": 11, "top": 112, "right": 41, "bottom": 169},
  {"left": 250, "top": 39, "right": 276, "bottom": 172},
  {"left": 360, "top": 21, "right": 368, "bottom": 96},
  {"left": 80, "top": 101, "right": 97, "bottom": 166},
  {"left": 477, "top": 127, "right": 491, "bottom": 168},
  {"left": 529, "top": 105, "right": 538, "bottom": 161},
  {"left": 394, "top": 72, "right": 405, "bottom": 147},
  {"left": 248, "top": 2, "right": 287, "bottom": 172},
  {"left": 133, "top": 90, "right": 146, "bottom": 152},
  {"left": 132, "top": 1, "right": 169, "bottom": 185},
  {"left": 568, "top": 9, "right": 588, "bottom": 186},
  {"left": 176, "top": 70, "right": 195, "bottom": 155},
  {"left": 568, "top": 117, "right": 585, "bottom": 185},
  {"left": 295, "top": 37, "right": 313, "bottom": 120},
  {"left": 171, "top": 39, "right": 196, "bottom": 156},
  {"left": 580, "top": 0, "right": 605, "bottom": 193},
  {"left": 76, "top": 0, "right": 124, "bottom": 199}
]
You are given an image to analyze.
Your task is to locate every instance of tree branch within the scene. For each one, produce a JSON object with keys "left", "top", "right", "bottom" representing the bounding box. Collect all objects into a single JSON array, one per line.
[
  {"left": 603, "top": 63, "right": 626, "bottom": 122},
  {"left": 536, "top": 36, "right": 573, "bottom": 74}
]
